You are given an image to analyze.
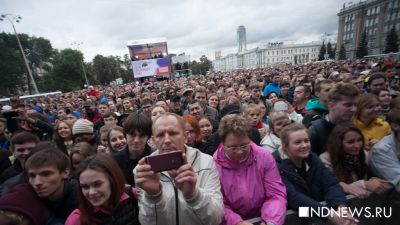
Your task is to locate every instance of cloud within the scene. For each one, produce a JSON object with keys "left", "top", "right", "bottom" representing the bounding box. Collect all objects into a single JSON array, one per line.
[{"left": 1, "top": 0, "right": 346, "bottom": 61}]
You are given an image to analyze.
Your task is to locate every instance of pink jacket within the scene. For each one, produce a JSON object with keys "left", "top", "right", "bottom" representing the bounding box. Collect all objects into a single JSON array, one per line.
[{"left": 213, "top": 142, "right": 287, "bottom": 225}]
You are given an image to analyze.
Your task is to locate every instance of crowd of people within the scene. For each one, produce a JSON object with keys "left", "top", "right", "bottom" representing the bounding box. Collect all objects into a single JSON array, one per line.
[{"left": 0, "top": 57, "right": 400, "bottom": 225}]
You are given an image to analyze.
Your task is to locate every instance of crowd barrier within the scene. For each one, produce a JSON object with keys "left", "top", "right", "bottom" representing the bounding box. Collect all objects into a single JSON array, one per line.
[{"left": 246, "top": 192, "right": 398, "bottom": 225}]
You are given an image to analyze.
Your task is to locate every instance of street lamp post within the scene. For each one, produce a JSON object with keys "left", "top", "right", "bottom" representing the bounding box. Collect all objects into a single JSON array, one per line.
[
  {"left": 1, "top": 13, "right": 39, "bottom": 94},
  {"left": 71, "top": 41, "right": 89, "bottom": 86}
]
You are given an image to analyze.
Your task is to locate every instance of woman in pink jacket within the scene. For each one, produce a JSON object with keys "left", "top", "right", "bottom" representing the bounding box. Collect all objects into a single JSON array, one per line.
[{"left": 213, "top": 114, "right": 287, "bottom": 225}]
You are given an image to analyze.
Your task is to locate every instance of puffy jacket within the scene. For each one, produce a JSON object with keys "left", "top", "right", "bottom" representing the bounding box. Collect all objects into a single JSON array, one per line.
[
  {"left": 213, "top": 143, "right": 287, "bottom": 225},
  {"left": 134, "top": 146, "right": 224, "bottom": 225},
  {"left": 263, "top": 82, "right": 280, "bottom": 97}
]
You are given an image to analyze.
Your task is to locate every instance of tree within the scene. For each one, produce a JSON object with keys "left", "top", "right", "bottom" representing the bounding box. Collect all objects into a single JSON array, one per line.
[
  {"left": 327, "top": 42, "right": 335, "bottom": 59},
  {"left": 356, "top": 30, "right": 368, "bottom": 59},
  {"left": 27, "top": 36, "right": 54, "bottom": 93},
  {"left": 0, "top": 32, "right": 26, "bottom": 96},
  {"left": 191, "top": 60, "right": 200, "bottom": 74},
  {"left": 120, "top": 54, "right": 133, "bottom": 83},
  {"left": 198, "top": 55, "right": 212, "bottom": 75},
  {"left": 339, "top": 44, "right": 347, "bottom": 60},
  {"left": 44, "top": 49, "right": 87, "bottom": 92},
  {"left": 318, "top": 41, "right": 326, "bottom": 60},
  {"left": 0, "top": 32, "right": 56, "bottom": 96},
  {"left": 384, "top": 26, "right": 399, "bottom": 53}
]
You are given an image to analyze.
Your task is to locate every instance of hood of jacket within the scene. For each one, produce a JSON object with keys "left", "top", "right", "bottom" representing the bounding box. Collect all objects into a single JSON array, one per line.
[
  {"left": 305, "top": 98, "right": 328, "bottom": 111},
  {"left": 213, "top": 142, "right": 257, "bottom": 170}
]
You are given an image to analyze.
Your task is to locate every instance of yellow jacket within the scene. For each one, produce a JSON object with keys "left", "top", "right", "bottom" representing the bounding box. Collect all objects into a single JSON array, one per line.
[{"left": 353, "top": 117, "right": 391, "bottom": 149}]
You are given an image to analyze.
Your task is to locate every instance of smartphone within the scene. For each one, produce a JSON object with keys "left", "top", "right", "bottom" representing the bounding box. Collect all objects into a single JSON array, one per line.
[
  {"left": 145, "top": 151, "right": 183, "bottom": 172},
  {"left": 274, "top": 101, "right": 289, "bottom": 111}
]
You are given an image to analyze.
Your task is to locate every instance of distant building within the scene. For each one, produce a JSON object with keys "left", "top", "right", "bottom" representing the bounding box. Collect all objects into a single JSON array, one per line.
[
  {"left": 237, "top": 25, "right": 247, "bottom": 52},
  {"left": 337, "top": 0, "right": 400, "bottom": 59},
  {"left": 215, "top": 51, "right": 222, "bottom": 59},
  {"left": 213, "top": 41, "right": 321, "bottom": 72}
]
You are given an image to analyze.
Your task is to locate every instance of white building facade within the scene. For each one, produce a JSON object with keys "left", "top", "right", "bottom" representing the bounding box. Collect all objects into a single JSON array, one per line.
[{"left": 213, "top": 41, "right": 322, "bottom": 72}]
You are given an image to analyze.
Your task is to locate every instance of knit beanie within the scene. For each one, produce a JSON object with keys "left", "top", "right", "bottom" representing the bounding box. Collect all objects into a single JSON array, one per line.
[
  {"left": 0, "top": 184, "right": 49, "bottom": 225},
  {"left": 72, "top": 119, "right": 94, "bottom": 135}
]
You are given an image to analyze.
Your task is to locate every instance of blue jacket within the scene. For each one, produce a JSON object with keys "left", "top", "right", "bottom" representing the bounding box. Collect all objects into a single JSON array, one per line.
[
  {"left": 273, "top": 151, "right": 347, "bottom": 212},
  {"left": 263, "top": 82, "right": 280, "bottom": 97}
]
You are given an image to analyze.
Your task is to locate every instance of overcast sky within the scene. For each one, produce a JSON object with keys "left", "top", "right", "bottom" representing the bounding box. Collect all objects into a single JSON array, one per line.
[{"left": 1, "top": 0, "right": 348, "bottom": 61}]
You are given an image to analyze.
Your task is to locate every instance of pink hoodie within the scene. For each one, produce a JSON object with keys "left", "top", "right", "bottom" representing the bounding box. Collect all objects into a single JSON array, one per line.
[{"left": 213, "top": 142, "right": 287, "bottom": 225}]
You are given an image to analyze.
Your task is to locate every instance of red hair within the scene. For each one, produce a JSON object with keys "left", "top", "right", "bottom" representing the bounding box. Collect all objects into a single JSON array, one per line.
[{"left": 182, "top": 114, "right": 203, "bottom": 144}]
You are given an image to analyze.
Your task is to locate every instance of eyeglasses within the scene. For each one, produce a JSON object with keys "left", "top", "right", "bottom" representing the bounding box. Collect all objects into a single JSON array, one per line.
[{"left": 224, "top": 143, "right": 251, "bottom": 151}]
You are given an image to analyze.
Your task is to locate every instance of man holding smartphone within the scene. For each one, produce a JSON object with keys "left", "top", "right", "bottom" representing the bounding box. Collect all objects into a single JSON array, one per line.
[{"left": 134, "top": 113, "right": 223, "bottom": 225}]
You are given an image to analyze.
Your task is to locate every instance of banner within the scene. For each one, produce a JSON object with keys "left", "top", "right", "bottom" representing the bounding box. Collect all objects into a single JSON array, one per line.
[{"left": 132, "top": 58, "right": 170, "bottom": 78}]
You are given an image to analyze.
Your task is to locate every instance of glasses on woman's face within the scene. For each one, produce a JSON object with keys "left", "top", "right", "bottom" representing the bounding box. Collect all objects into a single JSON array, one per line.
[{"left": 224, "top": 143, "right": 251, "bottom": 151}]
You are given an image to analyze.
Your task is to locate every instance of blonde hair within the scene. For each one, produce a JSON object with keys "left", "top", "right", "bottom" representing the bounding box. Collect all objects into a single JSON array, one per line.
[{"left": 244, "top": 103, "right": 261, "bottom": 114}]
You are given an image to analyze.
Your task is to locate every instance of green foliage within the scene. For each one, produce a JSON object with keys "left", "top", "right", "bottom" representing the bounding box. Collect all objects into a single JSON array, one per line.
[
  {"left": 191, "top": 60, "right": 199, "bottom": 74},
  {"left": 92, "top": 55, "right": 132, "bottom": 84},
  {"left": 339, "top": 44, "right": 347, "bottom": 60},
  {"left": 327, "top": 42, "right": 335, "bottom": 59},
  {"left": 190, "top": 55, "right": 212, "bottom": 75},
  {"left": 318, "top": 42, "right": 326, "bottom": 60},
  {"left": 44, "top": 49, "right": 87, "bottom": 92},
  {"left": 384, "top": 26, "right": 399, "bottom": 53},
  {"left": 0, "top": 32, "right": 27, "bottom": 96},
  {"left": 356, "top": 30, "right": 368, "bottom": 59}
]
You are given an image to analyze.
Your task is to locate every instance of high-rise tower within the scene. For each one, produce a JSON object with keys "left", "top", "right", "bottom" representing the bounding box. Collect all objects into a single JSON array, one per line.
[{"left": 237, "top": 25, "right": 247, "bottom": 52}]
